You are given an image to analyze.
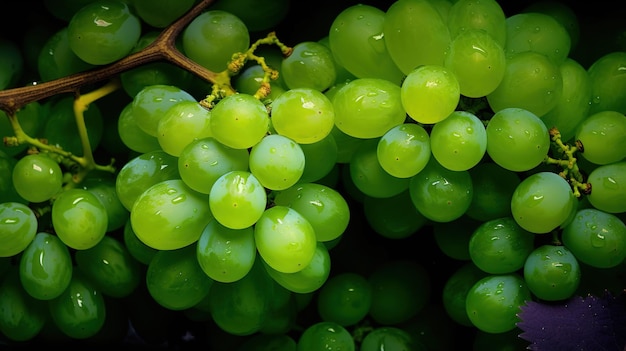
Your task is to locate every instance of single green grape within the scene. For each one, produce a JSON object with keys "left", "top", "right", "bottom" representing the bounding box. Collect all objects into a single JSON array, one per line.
[
  {"left": 587, "top": 51, "right": 626, "bottom": 115},
  {"left": 19, "top": 232, "right": 72, "bottom": 300},
  {"left": 146, "top": 244, "right": 213, "bottom": 310},
  {"left": 522, "top": 1, "right": 580, "bottom": 49},
  {"left": 210, "top": 93, "right": 270, "bottom": 149},
  {"left": 317, "top": 272, "right": 372, "bottom": 327},
  {"left": 281, "top": 41, "right": 336, "bottom": 91},
  {"left": 447, "top": 0, "right": 507, "bottom": 45},
  {"left": 586, "top": 161, "right": 626, "bottom": 213},
  {"left": 562, "top": 208, "right": 626, "bottom": 269},
  {"left": 504, "top": 12, "right": 571, "bottom": 64},
  {"left": 116, "top": 102, "right": 161, "bottom": 153},
  {"left": 465, "top": 273, "right": 532, "bottom": 333},
  {"left": 363, "top": 190, "right": 428, "bottom": 240},
  {"left": 12, "top": 153, "right": 63, "bottom": 203},
  {"left": 469, "top": 216, "right": 536, "bottom": 274},
  {"left": 81, "top": 174, "right": 129, "bottom": 233},
  {"left": 575, "top": 110, "right": 626, "bottom": 165},
  {"left": 377, "top": 123, "right": 431, "bottom": 178},
  {"left": 510, "top": 171, "right": 577, "bottom": 234},
  {"left": 430, "top": 110, "right": 487, "bottom": 171},
  {"left": 298, "top": 133, "right": 338, "bottom": 183},
  {"left": 37, "top": 27, "right": 95, "bottom": 82},
  {"left": 52, "top": 188, "right": 108, "bottom": 250},
  {"left": 0, "top": 269, "right": 47, "bottom": 342},
  {"left": 131, "top": 179, "right": 212, "bottom": 250},
  {"left": 401, "top": 64, "right": 460, "bottom": 125},
  {"left": 0, "top": 202, "right": 37, "bottom": 257},
  {"left": 209, "top": 170, "right": 267, "bottom": 230},
  {"left": 523, "top": 244, "right": 581, "bottom": 301},
  {"left": 262, "top": 242, "right": 331, "bottom": 294},
  {"left": 131, "top": 84, "right": 196, "bottom": 137},
  {"left": 249, "top": 134, "right": 305, "bottom": 191},
  {"left": 466, "top": 162, "right": 521, "bottom": 221},
  {"left": 442, "top": 261, "right": 489, "bottom": 326},
  {"left": 157, "top": 100, "right": 213, "bottom": 157},
  {"left": 297, "top": 321, "right": 355, "bottom": 351}
]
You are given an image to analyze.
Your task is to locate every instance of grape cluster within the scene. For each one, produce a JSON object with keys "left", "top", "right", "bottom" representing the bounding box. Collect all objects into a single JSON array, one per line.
[{"left": 0, "top": 0, "right": 625, "bottom": 349}]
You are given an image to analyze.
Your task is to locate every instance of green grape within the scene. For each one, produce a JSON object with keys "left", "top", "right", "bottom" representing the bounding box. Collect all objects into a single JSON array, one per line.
[
  {"left": 117, "top": 102, "right": 161, "bottom": 153},
  {"left": 433, "top": 215, "right": 481, "bottom": 260},
  {"left": 360, "top": 327, "right": 423, "bottom": 351},
  {"left": 430, "top": 110, "right": 487, "bottom": 171},
  {"left": 75, "top": 235, "right": 141, "bottom": 298},
  {"left": 486, "top": 51, "right": 563, "bottom": 117},
  {"left": 0, "top": 102, "right": 44, "bottom": 157},
  {"left": 208, "top": 259, "right": 273, "bottom": 336},
  {"left": 523, "top": 244, "right": 581, "bottom": 301},
  {"left": 122, "top": 218, "right": 157, "bottom": 265},
  {"left": 297, "top": 321, "right": 354, "bottom": 351},
  {"left": 67, "top": 0, "right": 141, "bottom": 65},
  {"left": 442, "top": 262, "right": 489, "bottom": 326},
  {"left": 131, "top": 0, "right": 196, "bottom": 28},
  {"left": 209, "top": 170, "right": 267, "bottom": 230},
  {"left": 465, "top": 273, "right": 532, "bottom": 334},
  {"left": 81, "top": 174, "right": 129, "bottom": 233},
  {"left": 485, "top": 107, "right": 550, "bottom": 172},
  {"left": 210, "top": 93, "right": 270, "bottom": 149},
  {"left": 0, "top": 151, "right": 25, "bottom": 204},
  {"left": 317, "top": 272, "right": 372, "bottom": 327},
  {"left": 44, "top": 0, "right": 102, "bottom": 21},
  {"left": 178, "top": 137, "right": 249, "bottom": 195},
  {"left": 273, "top": 182, "right": 349, "bottom": 242},
  {"left": 249, "top": 134, "right": 305, "bottom": 191},
  {"left": 383, "top": 0, "right": 451, "bottom": 74},
  {"left": 196, "top": 219, "right": 256, "bottom": 283},
  {"left": 408, "top": 157, "right": 473, "bottom": 223},
  {"left": 562, "top": 208, "right": 626, "bottom": 268},
  {"left": 131, "top": 84, "right": 196, "bottom": 137},
  {"left": 522, "top": 1, "right": 580, "bottom": 50},
  {"left": 42, "top": 95, "right": 103, "bottom": 156},
  {"left": 332, "top": 78, "right": 405, "bottom": 139},
  {"left": 52, "top": 188, "right": 108, "bottom": 250},
  {"left": 350, "top": 138, "right": 410, "bottom": 198},
  {"left": 447, "top": 0, "right": 506, "bottom": 46},
  {"left": 511, "top": 171, "right": 577, "bottom": 234},
  {"left": 298, "top": 133, "right": 338, "bottom": 183},
  {"left": 586, "top": 161, "right": 626, "bottom": 213},
  {"left": 443, "top": 28, "right": 506, "bottom": 98},
  {"left": 270, "top": 88, "right": 335, "bottom": 144},
  {"left": 48, "top": 271, "right": 106, "bottom": 339},
  {"left": 469, "top": 216, "right": 536, "bottom": 274},
  {"left": 156, "top": 100, "right": 213, "bottom": 157},
  {"left": 377, "top": 123, "right": 431, "bottom": 178},
  {"left": 363, "top": 190, "right": 428, "bottom": 240},
  {"left": 237, "top": 333, "right": 297, "bottom": 351},
  {"left": 504, "top": 12, "right": 571, "bottom": 64},
  {"left": 401, "top": 64, "right": 460, "bottom": 125},
  {"left": 328, "top": 4, "right": 404, "bottom": 84},
  {"left": 368, "top": 260, "right": 430, "bottom": 325},
  {"left": 539, "top": 57, "right": 592, "bottom": 142},
  {"left": 259, "top": 280, "right": 297, "bottom": 335},
  {"left": 115, "top": 150, "right": 180, "bottom": 211},
  {"left": 37, "top": 27, "right": 95, "bottom": 82},
  {"left": 317, "top": 36, "right": 357, "bottom": 85},
  {"left": 0, "top": 202, "right": 37, "bottom": 257},
  {"left": 19, "top": 232, "right": 72, "bottom": 300},
  {"left": 262, "top": 242, "right": 331, "bottom": 294},
  {"left": 131, "top": 179, "right": 212, "bottom": 250},
  {"left": 587, "top": 51, "right": 626, "bottom": 115},
  {"left": 12, "top": 153, "right": 63, "bottom": 203},
  {"left": 281, "top": 41, "right": 336, "bottom": 91},
  {"left": 331, "top": 125, "right": 365, "bottom": 164},
  {"left": 254, "top": 205, "right": 317, "bottom": 273},
  {"left": 120, "top": 31, "right": 193, "bottom": 97},
  {"left": 0, "top": 38, "right": 23, "bottom": 90},
  {"left": 182, "top": 10, "right": 250, "bottom": 73},
  {"left": 209, "top": 0, "right": 289, "bottom": 32},
  {"left": 0, "top": 269, "right": 46, "bottom": 342},
  {"left": 233, "top": 64, "right": 286, "bottom": 103},
  {"left": 146, "top": 244, "right": 213, "bottom": 310},
  {"left": 466, "top": 162, "right": 521, "bottom": 221},
  {"left": 575, "top": 110, "right": 626, "bottom": 165}
]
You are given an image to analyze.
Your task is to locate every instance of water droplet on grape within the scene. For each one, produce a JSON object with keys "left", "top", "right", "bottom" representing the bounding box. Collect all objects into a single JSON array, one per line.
[
  {"left": 602, "top": 176, "right": 618, "bottom": 189},
  {"left": 172, "top": 195, "right": 186, "bottom": 204},
  {"left": 591, "top": 232, "right": 606, "bottom": 247}
]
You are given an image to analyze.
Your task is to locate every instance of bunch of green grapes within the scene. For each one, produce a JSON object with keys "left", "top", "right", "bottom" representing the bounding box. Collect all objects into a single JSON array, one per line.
[{"left": 0, "top": 0, "right": 625, "bottom": 349}]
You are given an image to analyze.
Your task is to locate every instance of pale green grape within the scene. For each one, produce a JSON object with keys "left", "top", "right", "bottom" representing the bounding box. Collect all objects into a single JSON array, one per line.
[
  {"left": 210, "top": 93, "right": 270, "bottom": 149},
  {"left": 0, "top": 202, "right": 37, "bottom": 257},
  {"left": 485, "top": 107, "right": 550, "bottom": 172},
  {"left": 447, "top": 0, "right": 506, "bottom": 46},
  {"left": 196, "top": 219, "right": 256, "bottom": 283},
  {"left": 262, "top": 242, "right": 331, "bottom": 294},
  {"left": 281, "top": 41, "right": 336, "bottom": 91},
  {"left": 272, "top": 182, "right": 350, "bottom": 242},
  {"left": 131, "top": 179, "right": 213, "bottom": 250},
  {"left": 12, "top": 153, "right": 63, "bottom": 203},
  {"left": 332, "top": 78, "right": 405, "bottom": 139},
  {"left": 586, "top": 161, "right": 626, "bottom": 213},
  {"left": 587, "top": 51, "right": 626, "bottom": 115},
  {"left": 486, "top": 51, "right": 562, "bottom": 117},
  {"left": 350, "top": 139, "right": 410, "bottom": 198},
  {"left": 270, "top": 88, "right": 335, "bottom": 144},
  {"left": 178, "top": 137, "right": 249, "bottom": 195},
  {"left": 328, "top": 4, "right": 404, "bottom": 84},
  {"left": 209, "top": 170, "right": 267, "bottom": 229},
  {"left": 19, "top": 232, "right": 72, "bottom": 300},
  {"left": 430, "top": 110, "right": 487, "bottom": 171},
  {"left": 376, "top": 123, "right": 431, "bottom": 178},
  {"left": 157, "top": 100, "right": 212, "bottom": 157},
  {"left": 249, "top": 134, "right": 305, "bottom": 191},
  {"left": 511, "top": 171, "right": 577, "bottom": 234},
  {"left": 575, "top": 110, "right": 626, "bottom": 165},
  {"left": 504, "top": 12, "right": 571, "bottom": 64},
  {"left": 254, "top": 205, "right": 317, "bottom": 273},
  {"left": 401, "top": 64, "right": 460, "bottom": 124},
  {"left": 523, "top": 1, "right": 580, "bottom": 49},
  {"left": 131, "top": 84, "right": 196, "bottom": 137},
  {"left": 443, "top": 28, "right": 506, "bottom": 98},
  {"left": 383, "top": 0, "right": 451, "bottom": 74},
  {"left": 409, "top": 157, "right": 473, "bottom": 222},
  {"left": 52, "top": 188, "right": 108, "bottom": 250}
]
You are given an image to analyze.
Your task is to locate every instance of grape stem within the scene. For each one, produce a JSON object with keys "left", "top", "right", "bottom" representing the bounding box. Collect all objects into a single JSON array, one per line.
[{"left": 543, "top": 127, "right": 591, "bottom": 198}]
